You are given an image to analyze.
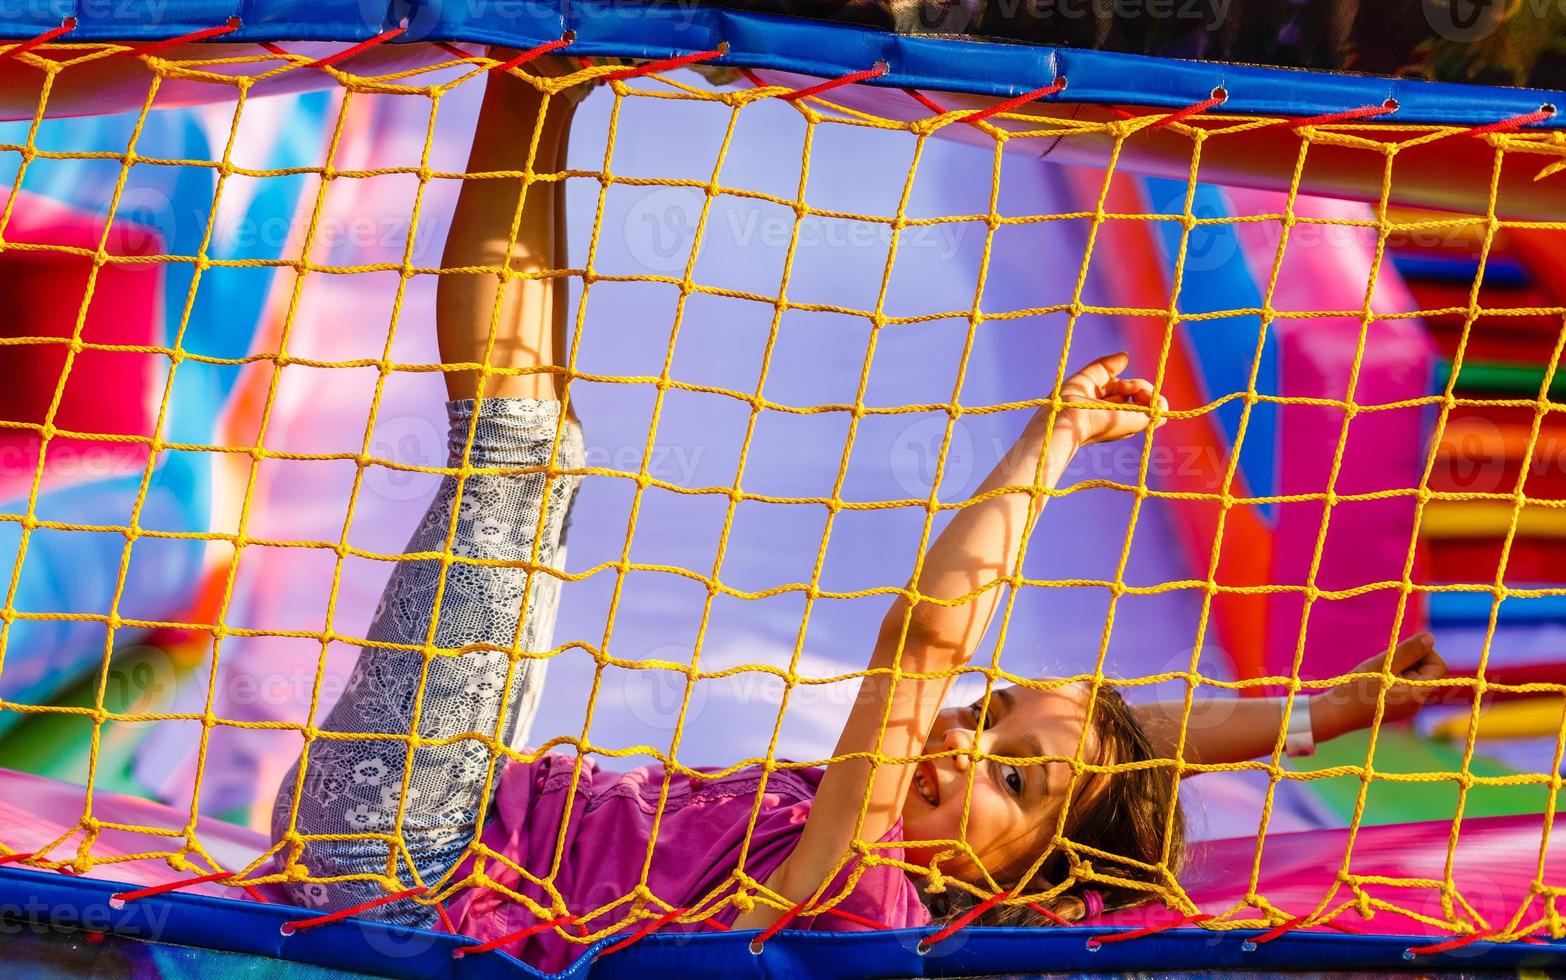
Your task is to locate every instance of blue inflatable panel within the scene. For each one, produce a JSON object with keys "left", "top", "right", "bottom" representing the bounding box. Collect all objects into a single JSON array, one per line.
[
  {"left": 0, "top": 866, "right": 547, "bottom": 979},
  {"left": 0, "top": 1, "right": 1557, "bottom": 128},
  {"left": 1144, "top": 177, "right": 1281, "bottom": 521},
  {"left": 600, "top": 924, "right": 1566, "bottom": 977},
  {"left": 1429, "top": 591, "right": 1566, "bottom": 627},
  {"left": 1391, "top": 252, "right": 1532, "bottom": 289}
]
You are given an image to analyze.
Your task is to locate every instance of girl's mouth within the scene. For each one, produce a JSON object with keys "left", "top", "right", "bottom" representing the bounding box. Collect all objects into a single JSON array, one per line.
[{"left": 914, "top": 760, "right": 939, "bottom": 807}]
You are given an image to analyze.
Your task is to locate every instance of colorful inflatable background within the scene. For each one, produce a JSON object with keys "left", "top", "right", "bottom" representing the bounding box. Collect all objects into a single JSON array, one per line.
[{"left": 0, "top": 35, "right": 1561, "bottom": 954}]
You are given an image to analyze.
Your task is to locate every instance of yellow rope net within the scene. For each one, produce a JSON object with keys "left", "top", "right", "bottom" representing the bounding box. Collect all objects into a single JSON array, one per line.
[{"left": 0, "top": 33, "right": 1563, "bottom": 957}]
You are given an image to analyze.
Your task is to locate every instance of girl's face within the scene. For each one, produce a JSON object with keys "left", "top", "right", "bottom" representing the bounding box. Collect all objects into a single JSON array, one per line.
[{"left": 900, "top": 681, "right": 1097, "bottom": 880}]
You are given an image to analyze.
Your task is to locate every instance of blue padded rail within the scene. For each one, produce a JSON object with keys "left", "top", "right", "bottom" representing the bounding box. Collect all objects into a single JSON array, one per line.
[
  {"left": 0, "top": 0, "right": 1555, "bottom": 127},
  {"left": 4, "top": 864, "right": 1566, "bottom": 978}
]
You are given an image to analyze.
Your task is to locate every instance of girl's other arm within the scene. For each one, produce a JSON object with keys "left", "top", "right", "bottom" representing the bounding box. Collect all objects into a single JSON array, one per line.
[{"left": 1133, "top": 632, "right": 1447, "bottom": 766}]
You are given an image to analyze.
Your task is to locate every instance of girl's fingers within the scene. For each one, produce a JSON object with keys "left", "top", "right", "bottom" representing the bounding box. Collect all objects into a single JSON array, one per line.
[
  {"left": 1403, "top": 651, "right": 1448, "bottom": 682},
  {"left": 1387, "top": 632, "right": 1434, "bottom": 673},
  {"left": 1096, "top": 378, "right": 1156, "bottom": 402},
  {"left": 1068, "top": 352, "right": 1130, "bottom": 391},
  {"left": 1106, "top": 378, "right": 1160, "bottom": 404},
  {"left": 1060, "top": 359, "right": 1177, "bottom": 442}
]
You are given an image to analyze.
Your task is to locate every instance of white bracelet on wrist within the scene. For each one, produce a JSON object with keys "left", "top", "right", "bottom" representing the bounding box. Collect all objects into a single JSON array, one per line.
[{"left": 1284, "top": 695, "right": 1315, "bottom": 758}]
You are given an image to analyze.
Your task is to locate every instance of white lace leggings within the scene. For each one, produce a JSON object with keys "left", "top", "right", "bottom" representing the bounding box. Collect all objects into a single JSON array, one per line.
[{"left": 271, "top": 397, "right": 583, "bottom": 926}]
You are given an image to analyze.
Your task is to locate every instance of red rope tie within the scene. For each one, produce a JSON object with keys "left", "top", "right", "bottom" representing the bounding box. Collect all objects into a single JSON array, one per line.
[
  {"left": 259, "top": 41, "right": 292, "bottom": 59},
  {"left": 109, "top": 871, "right": 234, "bottom": 909},
  {"left": 241, "top": 884, "right": 269, "bottom": 904},
  {"left": 306, "top": 26, "right": 406, "bottom": 71},
  {"left": 280, "top": 885, "right": 426, "bottom": 935},
  {"left": 600, "top": 47, "right": 726, "bottom": 83},
  {"left": 904, "top": 88, "right": 947, "bottom": 115},
  {"left": 120, "top": 17, "right": 241, "bottom": 59},
  {"left": 749, "top": 897, "right": 811, "bottom": 954},
  {"left": 490, "top": 36, "right": 574, "bottom": 74},
  {"left": 905, "top": 80, "right": 1066, "bottom": 128},
  {"left": 963, "top": 77, "right": 1067, "bottom": 126},
  {"left": 1468, "top": 105, "right": 1557, "bottom": 137},
  {"left": 1147, "top": 88, "right": 1228, "bottom": 131},
  {"left": 918, "top": 890, "right": 1011, "bottom": 953},
  {"left": 747, "top": 898, "right": 893, "bottom": 954},
  {"left": 1406, "top": 927, "right": 1499, "bottom": 957},
  {"left": 1288, "top": 100, "right": 1399, "bottom": 129},
  {"left": 434, "top": 900, "right": 458, "bottom": 934},
  {"left": 0, "top": 851, "right": 36, "bottom": 866},
  {"left": 1025, "top": 901, "right": 1073, "bottom": 927},
  {"left": 778, "top": 61, "right": 888, "bottom": 103},
  {"left": 453, "top": 914, "right": 576, "bottom": 958},
  {"left": 0, "top": 18, "right": 76, "bottom": 62},
  {"left": 820, "top": 906, "right": 892, "bottom": 931},
  {"left": 1087, "top": 912, "right": 1213, "bottom": 949},
  {"left": 1247, "top": 915, "right": 1305, "bottom": 946},
  {"left": 595, "top": 906, "right": 688, "bottom": 958}
]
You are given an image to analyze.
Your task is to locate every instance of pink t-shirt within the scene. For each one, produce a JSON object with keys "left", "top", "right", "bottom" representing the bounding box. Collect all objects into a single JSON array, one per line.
[{"left": 448, "top": 752, "right": 930, "bottom": 973}]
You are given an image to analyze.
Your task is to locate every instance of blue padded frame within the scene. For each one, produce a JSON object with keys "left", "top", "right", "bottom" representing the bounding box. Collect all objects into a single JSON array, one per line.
[
  {"left": 0, "top": 2, "right": 1563, "bottom": 977},
  {"left": 5, "top": 865, "right": 1566, "bottom": 978},
  {"left": 0, "top": 0, "right": 1556, "bottom": 127},
  {"left": 0, "top": 866, "right": 547, "bottom": 978}
]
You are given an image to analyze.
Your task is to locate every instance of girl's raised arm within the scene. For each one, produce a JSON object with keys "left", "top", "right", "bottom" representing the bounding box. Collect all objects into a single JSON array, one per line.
[{"left": 737, "top": 353, "right": 1166, "bottom": 928}]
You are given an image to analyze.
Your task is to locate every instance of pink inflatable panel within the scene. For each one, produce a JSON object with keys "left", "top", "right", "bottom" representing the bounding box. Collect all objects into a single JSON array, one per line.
[
  {"left": 1229, "top": 188, "right": 1436, "bottom": 684},
  {"left": 0, "top": 768, "right": 284, "bottom": 901},
  {"left": 1100, "top": 811, "right": 1562, "bottom": 935},
  {"left": 2, "top": 765, "right": 1555, "bottom": 938}
]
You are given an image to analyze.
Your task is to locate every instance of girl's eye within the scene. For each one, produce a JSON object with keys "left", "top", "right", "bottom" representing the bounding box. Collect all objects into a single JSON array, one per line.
[{"left": 998, "top": 763, "right": 1024, "bottom": 796}]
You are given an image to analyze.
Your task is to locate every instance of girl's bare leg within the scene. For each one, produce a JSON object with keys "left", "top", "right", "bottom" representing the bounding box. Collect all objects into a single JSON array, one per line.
[{"left": 438, "top": 61, "right": 577, "bottom": 403}]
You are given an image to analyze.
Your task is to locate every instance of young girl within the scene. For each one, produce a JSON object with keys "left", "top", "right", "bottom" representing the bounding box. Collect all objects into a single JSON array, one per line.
[{"left": 271, "top": 56, "right": 1449, "bottom": 970}]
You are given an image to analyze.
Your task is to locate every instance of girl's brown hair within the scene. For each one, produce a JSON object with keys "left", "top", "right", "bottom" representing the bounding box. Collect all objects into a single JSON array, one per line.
[{"left": 927, "top": 683, "right": 1186, "bottom": 926}]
